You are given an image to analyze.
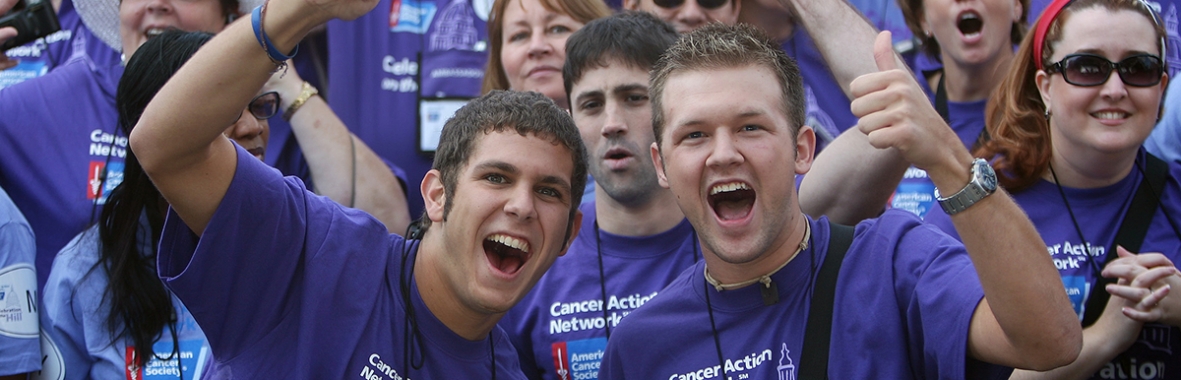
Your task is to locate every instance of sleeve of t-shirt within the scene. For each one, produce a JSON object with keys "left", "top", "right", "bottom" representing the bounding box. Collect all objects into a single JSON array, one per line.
[
  {"left": 875, "top": 211, "right": 1011, "bottom": 379},
  {"left": 157, "top": 143, "right": 394, "bottom": 362},
  {"left": 0, "top": 206, "right": 39, "bottom": 375}
]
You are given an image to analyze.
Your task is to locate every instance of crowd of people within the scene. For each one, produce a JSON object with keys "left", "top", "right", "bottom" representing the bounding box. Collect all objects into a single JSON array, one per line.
[{"left": 0, "top": 0, "right": 1178, "bottom": 378}]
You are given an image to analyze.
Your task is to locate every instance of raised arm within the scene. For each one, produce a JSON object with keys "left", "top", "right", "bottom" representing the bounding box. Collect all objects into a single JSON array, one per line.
[
  {"left": 129, "top": 0, "right": 377, "bottom": 234},
  {"left": 852, "top": 33, "right": 1081, "bottom": 370},
  {"left": 788, "top": 0, "right": 913, "bottom": 223},
  {"left": 266, "top": 69, "right": 411, "bottom": 233}
]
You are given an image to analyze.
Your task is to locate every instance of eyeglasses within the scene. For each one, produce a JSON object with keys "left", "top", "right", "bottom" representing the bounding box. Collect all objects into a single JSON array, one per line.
[
  {"left": 249, "top": 91, "right": 281, "bottom": 120},
  {"left": 1046, "top": 53, "right": 1164, "bottom": 87},
  {"left": 652, "top": 0, "right": 728, "bottom": 10}
]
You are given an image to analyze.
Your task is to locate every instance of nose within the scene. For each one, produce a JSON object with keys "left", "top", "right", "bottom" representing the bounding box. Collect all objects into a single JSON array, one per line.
[
  {"left": 1099, "top": 70, "right": 1128, "bottom": 101},
  {"left": 601, "top": 102, "right": 628, "bottom": 138},
  {"left": 504, "top": 183, "right": 538, "bottom": 222},
  {"left": 527, "top": 32, "right": 554, "bottom": 57},
  {"left": 224, "top": 110, "right": 265, "bottom": 144},
  {"left": 676, "top": 1, "right": 709, "bottom": 28},
  {"left": 145, "top": 0, "right": 174, "bottom": 14},
  {"left": 705, "top": 129, "right": 743, "bottom": 169}
]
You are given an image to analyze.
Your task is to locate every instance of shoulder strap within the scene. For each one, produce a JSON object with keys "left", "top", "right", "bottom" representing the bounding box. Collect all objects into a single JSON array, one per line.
[
  {"left": 799, "top": 221, "right": 855, "bottom": 380},
  {"left": 1081, "top": 154, "right": 1169, "bottom": 327}
]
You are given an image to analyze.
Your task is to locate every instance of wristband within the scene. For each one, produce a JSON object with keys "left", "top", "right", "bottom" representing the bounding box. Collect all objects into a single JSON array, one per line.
[
  {"left": 251, "top": 2, "right": 298, "bottom": 69},
  {"left": 284, "top": 82, "right": 319, "bottom": 121}
]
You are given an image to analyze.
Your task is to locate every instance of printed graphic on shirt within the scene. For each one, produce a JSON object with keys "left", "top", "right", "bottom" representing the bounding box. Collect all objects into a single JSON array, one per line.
[
  {"left": 666, "top": 344, "right": 789, "bottom": 380},
  {"left": 890, "top": 167, "right": 936, "bottom": 218},
  {"left": 0, "top": 264, "right": 38, "bottom": 338},
  {"left": 430, "top": 0, "right": 480, "bottom": 51},
  {"left": 35, "top": 330, "right": 65, "bottom": 380},
  {"left": 551, "top": 337, "right": 605, "bottom": 380},
  {"left": 390, "top": 0, "right": 438, "bottom": 34},
  {"left": 125, "top": 339, "right": 208, "bottom": 380},
  {"left": 547, "top": 292, "right": 657, "bottom": 335},
  {"left": 0, "top": 30, "right": 71, "bottom": 89},
  {"left": 0, "top": 60, "right": 48, "bottom": 89},
  {"left": 1047, "top": 238, "right": 1105, "bottom": 272},
  {"left": 1060, "top": 275, "right": 1090, "bottom": 319},
  {"left": 357, "top": 352, "right": 413, "bottom": 380},
  {"left": 379, "top": 56, "right": 420, "bottom": 93}
]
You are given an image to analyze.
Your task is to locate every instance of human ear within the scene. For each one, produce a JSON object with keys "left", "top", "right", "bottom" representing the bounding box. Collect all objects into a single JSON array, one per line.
[{"left": 422, "top": 170, "right": 447, "bottom": 223}]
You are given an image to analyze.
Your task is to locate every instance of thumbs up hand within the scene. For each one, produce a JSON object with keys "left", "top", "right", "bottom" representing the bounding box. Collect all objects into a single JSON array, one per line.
[{"left": 849, "top": 31, "right": 971, "bottom": 181}]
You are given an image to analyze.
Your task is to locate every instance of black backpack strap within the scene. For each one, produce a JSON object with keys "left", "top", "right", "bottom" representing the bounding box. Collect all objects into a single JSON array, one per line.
[
  {"left": 799, "top": 221, "right": 855, "bottom": 380},
  {"left": 1081, "top": 154, "right": 1168, "bottom": 327}
]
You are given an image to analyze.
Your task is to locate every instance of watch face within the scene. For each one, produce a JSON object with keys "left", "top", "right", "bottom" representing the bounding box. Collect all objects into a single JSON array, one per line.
[{"left": 975, "top": 159, "right": 998, "bottom": 192}]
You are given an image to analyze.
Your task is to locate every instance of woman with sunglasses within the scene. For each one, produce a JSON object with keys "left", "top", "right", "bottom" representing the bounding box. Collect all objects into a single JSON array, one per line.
[
  {"left": 482, "top": 0, "right": 611, "bottom": 110},
  {"left": 922, "top": 0, "right": 1181, "bottom": 377}
]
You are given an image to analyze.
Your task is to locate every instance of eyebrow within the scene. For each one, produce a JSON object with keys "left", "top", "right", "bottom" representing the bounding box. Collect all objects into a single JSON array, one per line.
[
  {"left": 674, "top": 109, "right": 766, "bottom": 129},
  {"left": 1073, "top": 48, "right": 1158, "bottom": 58},
  {"left": 612, "top": 83, "right": 648, "bottom": 96}
]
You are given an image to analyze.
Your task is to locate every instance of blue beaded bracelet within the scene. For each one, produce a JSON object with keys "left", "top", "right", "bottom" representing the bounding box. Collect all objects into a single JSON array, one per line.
[{"left": 251, "top": 3, "right": 298, "bottom": 66}]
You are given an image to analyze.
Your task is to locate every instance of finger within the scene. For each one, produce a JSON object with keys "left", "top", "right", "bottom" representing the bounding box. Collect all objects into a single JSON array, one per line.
[
  {"left": 1117, "top": 245, "right": 1136, "bottom": 258},
  {"left": 0, "top": 27, "right": 16, "bottom": 42},
  {"left": 1138, "top": 284, "right": 1170, "bottom": 309},
  {"left": 1130, "top": 267, "right": 1181, "bottom": 289},
  {"left": 873, "top": 31, "right": 896, "bottom": 72},
  {"left": 1107, "top": 284, "right": 1150, "bottom": 303},
  {"left": 1103, "top": 261, "right": 1149, "bottom": 280},
  {"left": 0, "top": 0, "right": 16, "bottom": 13},
  {"left": 1122, "top": 306, "right": 1161, "bottom": 323}
]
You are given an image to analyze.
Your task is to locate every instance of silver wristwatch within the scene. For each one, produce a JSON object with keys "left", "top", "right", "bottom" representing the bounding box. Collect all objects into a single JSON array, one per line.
[{"left": 935, "top": 158, "right": 998, "bottom": 215}]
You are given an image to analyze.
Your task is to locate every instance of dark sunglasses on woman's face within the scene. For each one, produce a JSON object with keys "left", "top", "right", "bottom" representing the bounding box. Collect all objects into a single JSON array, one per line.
[
  {"left": 652, "top": 0, "right": 728, "bottom": 10},
  {"left": 1047, "top": 53, "right": 1164, "bottom": 87},
  {"left": 249, "top": 91, "right": 281, "bottom": 120}
]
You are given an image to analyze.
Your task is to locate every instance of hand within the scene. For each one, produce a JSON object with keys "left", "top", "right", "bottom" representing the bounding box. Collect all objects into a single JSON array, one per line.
[
  {"left": 1089, "top": 276, "right": 1148, "bottom": 355},
  {"left": 1103, "top": 246, "right": 1181, "bottom": 326},
  {"left": 0, "top": 0, "right": 18, "bottom": 70},
  {"left": 848, "top": 31, "right": 969, "bottom": 179}
]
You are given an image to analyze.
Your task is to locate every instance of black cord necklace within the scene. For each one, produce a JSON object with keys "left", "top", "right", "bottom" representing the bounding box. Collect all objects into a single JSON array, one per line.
[
  {"left": 593, "top": 219, "right": 702, "bottom": 339},
  {"left": 1048, "top": 163, "right": 1106, "bottom": 278},
  {"left": 703, "top": 218, "right": 814, "bottom": 379},
  {"left": 396, "top": 225, "right": 497, "bottom": 379}
]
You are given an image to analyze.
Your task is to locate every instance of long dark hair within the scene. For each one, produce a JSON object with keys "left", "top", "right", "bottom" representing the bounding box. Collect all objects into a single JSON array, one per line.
[{"left": 101, "top": 30, "right": 212, "bottom": 368}]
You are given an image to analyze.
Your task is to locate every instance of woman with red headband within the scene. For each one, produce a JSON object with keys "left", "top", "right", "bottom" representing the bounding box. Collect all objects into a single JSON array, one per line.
[{"left": 924, "top": 0, "right": 1181, "bottom": 377}]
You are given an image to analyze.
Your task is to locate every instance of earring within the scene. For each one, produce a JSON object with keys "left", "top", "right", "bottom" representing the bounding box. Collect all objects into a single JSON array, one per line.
[{"left": 1044, "top": 108, "right": 1052, "bottom": 120}]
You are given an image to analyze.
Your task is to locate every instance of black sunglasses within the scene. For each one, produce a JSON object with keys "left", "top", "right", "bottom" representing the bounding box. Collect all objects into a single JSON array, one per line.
[
  {"left": 652, "top": 0, "right": 728, "bottom": 10},
  {"left": 249, "top": 91, "right": 281, "bottom": 120},
  {"left": 1046, "top": 53, "right": 1164, "bottom": 87}
]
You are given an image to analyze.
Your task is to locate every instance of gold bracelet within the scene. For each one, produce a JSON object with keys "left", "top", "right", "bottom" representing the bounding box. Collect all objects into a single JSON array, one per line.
[{"left": 283, "top": 82, "right": 319, "bottom": 121}]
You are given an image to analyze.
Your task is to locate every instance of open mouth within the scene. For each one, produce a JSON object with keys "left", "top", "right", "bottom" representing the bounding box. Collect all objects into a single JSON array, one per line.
[
  {"left": 484, "top": 234, "right": 531, "bottom": 275},
  {"left": 144, "top": 27, "right": 168, "bottom": 40},
  {"left": 708, "top": 182, "right": 755, "bottom": 221},
  {"left": 957, "top": 12, "right": 984, "bottom": 37}
]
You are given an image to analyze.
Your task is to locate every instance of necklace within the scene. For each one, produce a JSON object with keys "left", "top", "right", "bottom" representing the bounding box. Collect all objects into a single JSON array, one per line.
[{"left": 704, "top": 219, "right": 810, "bottom": 306}]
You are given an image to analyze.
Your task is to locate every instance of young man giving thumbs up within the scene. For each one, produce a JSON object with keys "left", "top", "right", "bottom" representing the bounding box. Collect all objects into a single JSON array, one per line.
[{"left": 598, "top": 23, "right": 1082, "bottom": 379}]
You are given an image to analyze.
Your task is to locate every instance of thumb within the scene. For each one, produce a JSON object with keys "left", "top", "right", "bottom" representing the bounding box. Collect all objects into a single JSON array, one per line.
[
  {"left": 873, "top": 30, "right": 897, "bottom": 72},
  {"left": 1116, "top": 245, "right": 1136, "bottom": 258}
]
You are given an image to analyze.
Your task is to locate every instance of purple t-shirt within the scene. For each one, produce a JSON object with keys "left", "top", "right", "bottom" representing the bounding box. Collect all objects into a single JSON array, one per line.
[
  {"left": 925, "top": 152, "right": 1181, "bottom": 380},
  {"left": 327, "top": 0, "right": 490, "bottom": 218},
  {"left": 500, "top": 202, "right": 699, "bottom": 380},
  {"left": 0, "top": 0, "right": 121, "bottom": 89},
  {"left": 0, "top": 53, "right": 124, "bottom": 290},
  {"left": 157, "top": 144, "right": 524, "bottom": 378},
  {"left": 600, "top": 212, "right": 1010, "bottom": 379}
]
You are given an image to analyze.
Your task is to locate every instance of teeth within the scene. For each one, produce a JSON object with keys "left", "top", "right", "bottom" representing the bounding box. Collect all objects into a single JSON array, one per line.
[
  {"left": 145, "top": 28, "right": 165, "bottom": 37},
  {"left": 709, "top": 182, "right": 750, "bottom": 195},
  {"left": 1094, "top": 111, "right": 1128, "bottom": 120},
  {"left": 488, "top": 234, "right": 529, "bottom": 253}
]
